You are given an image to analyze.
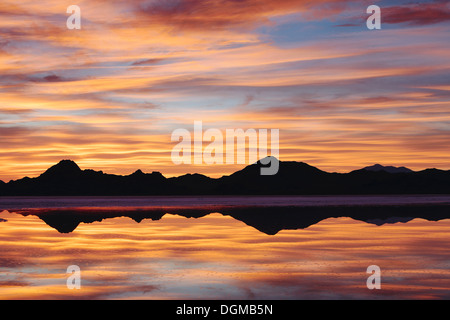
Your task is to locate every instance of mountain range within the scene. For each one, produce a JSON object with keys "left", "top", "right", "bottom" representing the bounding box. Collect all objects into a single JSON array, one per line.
[{"left": 0, "top": 158, "right": 449, "bottom": 195}]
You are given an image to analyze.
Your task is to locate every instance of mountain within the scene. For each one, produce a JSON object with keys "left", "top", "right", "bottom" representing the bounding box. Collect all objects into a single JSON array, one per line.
[
  {"left": 0, "top": 158, "right": 449, "bottom": 196},
  {"left": 362, "top": 164, "right": 413, "bottom": 173}
]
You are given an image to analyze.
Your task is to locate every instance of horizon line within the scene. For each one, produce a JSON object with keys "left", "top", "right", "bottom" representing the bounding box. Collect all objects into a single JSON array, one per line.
[{"left": 2, "top": 157, "right": 448, "bottom": 183}]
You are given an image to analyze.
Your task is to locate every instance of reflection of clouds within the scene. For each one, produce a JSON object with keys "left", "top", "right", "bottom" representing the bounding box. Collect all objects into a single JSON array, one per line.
[{"left": 0, "top": 211, "right": 449, "bottom": 299}]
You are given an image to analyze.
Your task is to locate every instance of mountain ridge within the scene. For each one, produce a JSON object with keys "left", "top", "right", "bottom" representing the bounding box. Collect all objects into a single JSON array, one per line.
[
  {"left": 0, "top": 158, "right": 449, "bottom": 195},
  {"left": 362, "top": 164, "right": 414, "bottom": 173}
]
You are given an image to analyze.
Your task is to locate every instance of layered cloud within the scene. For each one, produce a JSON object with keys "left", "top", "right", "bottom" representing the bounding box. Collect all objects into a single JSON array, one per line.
[
  {"left": 0, "top": 0, "right": 449, "bottom": 180},
  {"left": 383, "top": 1, "right": 450, "bottom": 26}
]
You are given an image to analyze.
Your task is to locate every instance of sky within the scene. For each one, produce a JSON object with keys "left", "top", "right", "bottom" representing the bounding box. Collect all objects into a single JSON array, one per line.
[{"left": 0, "top": 0, "right": 449, "bottom": 181}]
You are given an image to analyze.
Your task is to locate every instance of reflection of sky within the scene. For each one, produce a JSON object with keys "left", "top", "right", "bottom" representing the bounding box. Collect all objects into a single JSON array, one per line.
[
  {"left": 0, "top": 0, "right": 449, "bottom": 180},
  {"left": 0, "top": 210, "right": 449, "bottom": 299}
]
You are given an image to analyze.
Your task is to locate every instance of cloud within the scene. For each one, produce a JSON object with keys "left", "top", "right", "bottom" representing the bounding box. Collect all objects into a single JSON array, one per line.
[
  {"left": 335, "top": 23, "right": 359, "bottom": 27},
  {"left": 337, "top": 1, "right": 450, "bottom": 27},
  {"left": 383, "top": 2, "right": 450, "bottom": 26},
  {"left": 0, "top": 126, "right": 34, "bottom": 137},
  {"left": 0, "top": 0, "right": 449, "bottom": 181},
  {"left": 134, "top": 0, "right": 355, "bottom": 31},
  {"left": 131, "top": 58, "right": 165, "bottom": 66}
]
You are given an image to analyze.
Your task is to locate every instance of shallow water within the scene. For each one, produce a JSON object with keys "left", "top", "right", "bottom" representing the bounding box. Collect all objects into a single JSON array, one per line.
[
  {"left": 0, "top": 197, "right": 449, "bottom": 300},
  {"left": 1, "top": 195, "right": 450, "bottom": 210}
]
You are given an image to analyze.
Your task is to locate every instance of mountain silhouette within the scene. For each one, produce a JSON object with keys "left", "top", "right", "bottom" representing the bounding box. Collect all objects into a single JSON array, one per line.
[
  {"left": 0, "top": 158, "right": 449, "bottom": 195},
  {"left": 41, "top": 159, "right": 82, "bottom": 177}
]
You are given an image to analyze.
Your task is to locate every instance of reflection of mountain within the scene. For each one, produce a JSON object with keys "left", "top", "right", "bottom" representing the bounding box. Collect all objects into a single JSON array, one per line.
[
  {"left": 362, "top": 164, "right": 413, "bottom": 173},
  {"left": 12, "top": 204, "right": 450, "bottom": 235},
  {"left": 1, "top": 158, "right": 450, "bottom": 195}
]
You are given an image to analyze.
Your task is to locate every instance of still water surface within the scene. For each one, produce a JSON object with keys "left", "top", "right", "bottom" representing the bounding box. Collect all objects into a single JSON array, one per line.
[{"left": 0, "top": 196, "right": 449, "bottom": 299}]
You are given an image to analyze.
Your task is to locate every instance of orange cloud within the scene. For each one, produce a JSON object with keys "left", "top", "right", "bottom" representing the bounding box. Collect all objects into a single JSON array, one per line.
[{"left": 0, "top": 0, "right": 449, "bottom": 181}]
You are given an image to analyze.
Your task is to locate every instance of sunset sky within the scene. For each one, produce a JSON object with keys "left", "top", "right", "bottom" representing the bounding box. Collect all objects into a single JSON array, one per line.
[{"left": 0, "top": 0, "right": 449, "bottom": 181}]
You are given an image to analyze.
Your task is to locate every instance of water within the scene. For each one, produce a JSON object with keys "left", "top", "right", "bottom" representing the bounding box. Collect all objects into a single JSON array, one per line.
[
  {"left": 0, "top": 196, "right": 449, "bottom": 299},
  {"left": 0, "top": 195, "right": 450, "bottom": 209}
]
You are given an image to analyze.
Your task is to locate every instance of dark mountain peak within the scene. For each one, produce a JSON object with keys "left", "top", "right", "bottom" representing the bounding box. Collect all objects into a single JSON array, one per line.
[
  {"left": 227, "top": 158, "right": 324, "bottom": 179},
  {"left": 282, "top": 160, "right": 324, "bottom": 171},
  {"left": 130, "top": 170, "right": 165, "bottom": 178},
  {"left": 131, "top": 169, "right": 145, "bottom": 176},
  {"left": 174, "top": 173, "right": 212, "bottom": 182},
  {"left": 40, "top": 160, "right": 81, "bottom": 178},
  {"left": 151, "top": 171, "right": 164, "bottom": 177},
  {"left": 363, "top": 164, "right": 413, "bottom": 173},
  {"left": 419, "top": 168, "right": 445, "bottom": 174},
  {"left": 186, "top": 173, "right": 207, "bottom": 177},
  {"left": 257, "top": 156, "right": 278, "bottom": 164}
]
